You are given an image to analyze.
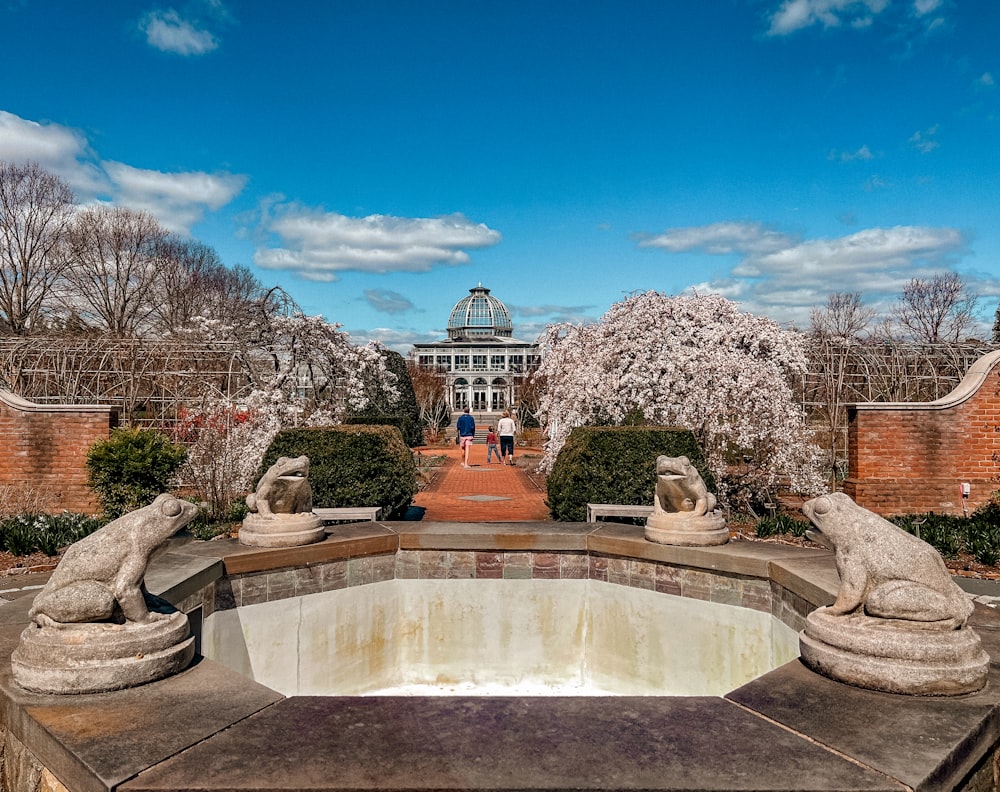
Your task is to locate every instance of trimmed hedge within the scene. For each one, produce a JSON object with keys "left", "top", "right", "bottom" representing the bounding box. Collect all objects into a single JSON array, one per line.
[
  {"left": 547, "top": 426, "right": 714, "bottom": 522},
  {"left": 258, "top": 425, "right": 417, "bottom": 518},
  {"left": 345, "top": 350, "right": 423, "bottom": 447}
]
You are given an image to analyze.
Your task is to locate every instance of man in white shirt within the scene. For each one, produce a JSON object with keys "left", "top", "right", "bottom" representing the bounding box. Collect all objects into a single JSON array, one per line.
[{"left": 497, "top": 410, "right": 517, "bottom": 466}]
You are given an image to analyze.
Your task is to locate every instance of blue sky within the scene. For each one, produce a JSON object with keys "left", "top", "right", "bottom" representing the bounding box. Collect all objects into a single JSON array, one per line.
[{"left": 2, "top": 0, "right": 998, "bottom": 351}]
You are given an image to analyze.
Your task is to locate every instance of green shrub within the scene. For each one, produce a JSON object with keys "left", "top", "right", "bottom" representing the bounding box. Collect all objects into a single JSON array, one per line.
[
  {"left": 889, "top": 513, "right": 963, "bottom": 559},
  {"left": 86, "top": 427, "right": 187, "bottom": 519},
  {"left": 343, "top": 413, "right": 422, "bottom": 448},
  {"left": 754, "top": 513, "right": 810, "bottom": 539},
  {"left": 546, "top": 426, "right": 713, "bottom": 522},
  {"left": 967, "top": 499, "right": 1000, "bottom": 566},
  {"left": 0, "top": 512, "right": 103, "bottom": 556},
  {"left": 259, "top": 425, "right": 417, "bottom": 518}
]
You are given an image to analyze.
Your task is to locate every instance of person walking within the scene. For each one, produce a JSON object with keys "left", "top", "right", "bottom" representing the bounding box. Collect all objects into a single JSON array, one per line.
[
  {"left": 457, "top": 407, "right": 476, "bottom": 468},
  {"left": 485, "top": 426, "right": 500, "bottom": 464},
  {"left": 497, "top": 410, "right": 517, "bottom": 466}
]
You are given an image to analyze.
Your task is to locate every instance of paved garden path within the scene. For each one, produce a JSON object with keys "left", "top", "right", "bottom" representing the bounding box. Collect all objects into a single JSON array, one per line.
[{"left": 413, "top": 444, "right": 550, "bottom": 522}]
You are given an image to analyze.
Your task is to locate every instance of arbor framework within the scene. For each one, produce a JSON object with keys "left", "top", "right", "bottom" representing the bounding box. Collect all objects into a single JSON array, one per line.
[
  {"left": 0, "top": 335, "right": 991, "bottom": 443},
  {"left": 0, "top": 336, "right": 258, "bottom": 426}
]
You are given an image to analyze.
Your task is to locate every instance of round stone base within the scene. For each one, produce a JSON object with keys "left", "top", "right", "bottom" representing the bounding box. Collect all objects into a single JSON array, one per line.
[
  {"left": 239, "top": 513, "right": 325, "bottom": 548},
  {"left": 799, "top": 606, "right": 989, "bottom": 696},
  {"left": 11, "top": 611, "right": 194, "bottom": 694},
  {"left": 645, "top": 513, "right": 729, "bottom": 547}
]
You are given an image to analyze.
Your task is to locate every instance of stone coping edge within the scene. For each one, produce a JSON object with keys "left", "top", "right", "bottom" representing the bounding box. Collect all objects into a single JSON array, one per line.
[{"left": 168, "top": 521, "right": 839, "bottom": 603}]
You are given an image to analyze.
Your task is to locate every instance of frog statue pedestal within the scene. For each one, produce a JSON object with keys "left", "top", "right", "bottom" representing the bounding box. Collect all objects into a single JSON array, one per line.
[
  {"left": 11, "top": 494, "right": 198, "bottom": 694},
  {"left": 644, "top": 455, "right": 728, "bottom": 547},
  {"left": 239, "top": 455, "right": 324, "bottom": 548},
  {"left": 798, "top": 493, "right": 989, "bottom": 696}
]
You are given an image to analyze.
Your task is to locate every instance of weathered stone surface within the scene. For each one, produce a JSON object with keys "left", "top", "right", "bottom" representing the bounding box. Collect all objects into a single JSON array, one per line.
[
  {"left": 245, "top": 455, "right": 312, "bottom": 516},
  {"left": 727, "top": 658, "right": 1000, "bottom": 792},
  {"left": 800, "top": 608, "right": 989, "bottom": 696},
  {"left": 28, "top": 495, "right": 198, "bottom": 626},
  {"left": 645, "top": 455, "right": 728, "bottom": 547},
  {"left": 240, "top": 455, "right": 325, "bottom": 547},
  {"left": 238, "top": 512, "right": 325, "bottom": 548},
  {"left": 799, "top": 492, "right": 989, "bottom": 695},
  {"left": 120, "top": 696, "right": 902, "bottom": 792},
  {"left": 11, "top": 612, "right": 195, "bottom": 695},
  {"left": 11, "top": 494, "right": 199, "bottom": 694},
  {"left": 1, "top": 655, "right": 283, "bottom": 792}
]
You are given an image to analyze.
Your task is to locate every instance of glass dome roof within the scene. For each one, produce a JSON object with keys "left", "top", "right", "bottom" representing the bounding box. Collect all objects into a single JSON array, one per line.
[{"left": 446, "top": 285, "right": 513, "bottom": 339}]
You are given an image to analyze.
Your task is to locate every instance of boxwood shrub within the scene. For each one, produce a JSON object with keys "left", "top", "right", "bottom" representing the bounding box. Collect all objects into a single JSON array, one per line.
[
  {"left": 258, "top": 425, "right": 417, "bottom": 518},
  {"left": 546, "top": 426, "right": 714, "bottom": 522}
]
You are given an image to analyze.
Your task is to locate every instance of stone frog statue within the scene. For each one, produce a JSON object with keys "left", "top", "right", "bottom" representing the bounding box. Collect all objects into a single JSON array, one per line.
[
  {"left": 802, "top": 492, "right": 972, "bottom": 629},
  {"left": 29, "top": 494, "right": 198, "bottom": 627},
  {"left": 246, "top": 455, "right": 312, "bottom": 517},
  {"left": 651, "top": 455, "right": 717, "bottom": 517}
]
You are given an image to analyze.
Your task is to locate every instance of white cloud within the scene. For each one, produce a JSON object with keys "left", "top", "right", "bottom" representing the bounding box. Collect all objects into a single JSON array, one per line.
[
  {"left": 345, "top": 327, "right": 442, "bottom": 355},
  {"left": 909, "top": 125, "right": 940, "bottom": 153},
  {"left": 766, "top": 0, "right": 889, "bottom": 36},
  {"left": 913, "top": 0, "right": 942, "bottom": 16},
  {"left": 140, "top": 9, "right": 218, "bottom": 55},
  {"left": 364, "top": 289, "right": 415, "bottom": 315},
  {"left": 0, "top": 110, "right": 247, "bottom": 234},
  {"left": 104, "top": 162, "right": 246, "bottom": 232},
  {"left": 737, "top": 226, "right": 963, "bottom": 278},
  {"left": 253, "top": 205, "right": 502, "bottom": 281},
  {"left": 977, "top": 72, "right": 995, "bottom": 87},
  {"left": 863, "top": 175, "right": 891, "bottom": 191},
  {"left": 635, "top": 221, "right": 796, "bottom": 256},
  {"left": 639, "top": 220, "right": 974, "bottom": 329},
  {"left": 0, "top": 111, "right": 106, "bottom": 195},
  {"left": 828, "top": 144, "right": 875, "bottom": 162}
]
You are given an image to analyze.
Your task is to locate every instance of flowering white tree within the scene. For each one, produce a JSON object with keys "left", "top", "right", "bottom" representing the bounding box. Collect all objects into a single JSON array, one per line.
[
  {"left": 170, "top": 301, "right": 398, "bottom": 519},
  {"left": 536, "top": 291, "right": 825, "bottom": 508}
]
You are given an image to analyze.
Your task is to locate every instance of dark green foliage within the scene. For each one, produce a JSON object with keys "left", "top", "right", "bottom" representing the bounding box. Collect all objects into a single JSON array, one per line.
[
  {"left": 889, "top": 513, "right": 964, "bottom": 559},
  {"left": 0, "top": 512, "right": 103, "bottom": 556},
  {"left": 346, "top": 349, "right": 423, "bottom": 446},
  {"left": 753, "top": 513, "right": 811, "bottom": 539},
  {"left": 260, "top": 425, "right": 417, "bottom": 518},
  {"left": 967, "top": 499, "right": 1000, "bottom": 566},
  {"left": 184, "top": 500, "right": 237, "bottom": 541},
  {"left": 546, "top": 426, "right": 713, "bottom": 522},
  {"left": 86, "top": 427, "right": 188, "bottom": 519}
]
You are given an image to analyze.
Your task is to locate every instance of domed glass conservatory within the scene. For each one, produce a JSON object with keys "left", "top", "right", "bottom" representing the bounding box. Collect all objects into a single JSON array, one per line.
[{"left": 412, "top": 285, "right": 540, "bottom": 414}]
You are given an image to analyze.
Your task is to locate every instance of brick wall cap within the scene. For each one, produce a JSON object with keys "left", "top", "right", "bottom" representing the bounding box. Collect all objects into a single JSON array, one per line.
[
  {"left": 0, "top": 389, "right": 117, "bottom": 415},
  {"left": 849, "top": 349, "right": 1000, "bottom": 413}
]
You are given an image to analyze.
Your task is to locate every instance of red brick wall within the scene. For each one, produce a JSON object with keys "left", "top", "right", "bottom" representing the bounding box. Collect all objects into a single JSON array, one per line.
[
  {"left": 0, "top": 390, "right": 118, "bottom": 515},
  {"left": 843, "top": 350, "right": 1000, "bottom": 515}
]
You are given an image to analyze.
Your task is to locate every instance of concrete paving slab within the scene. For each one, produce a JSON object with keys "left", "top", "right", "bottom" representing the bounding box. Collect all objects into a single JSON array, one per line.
[
  {"left": 211, "top": 529, "right": 399, "bottom": 575},
  {"left": 768, "top": 555, "right": 840, "bottom": 607},
  {"left": 143, "top": 549, "right": 224, "bottom": 604},
  {"left": 122, "top": 696, "right": 904, "bottom": 792},
  {"left": 726, "top": 659, "right": 1000, "bottom": 791},
  {"left": 969, "top": 602, "right": 1000, "bottom": 667},
  {"left": 0, "top": 657, "right": 282, "bottom": 792}
]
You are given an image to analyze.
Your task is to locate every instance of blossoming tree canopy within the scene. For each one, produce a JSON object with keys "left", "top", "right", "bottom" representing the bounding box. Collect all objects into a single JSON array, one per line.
[
  {"left": 536, "top": 291, "right": 825, "bottom": 505},
  {"left": 170, "top": 309, "right": 399, "bottom": 520}
]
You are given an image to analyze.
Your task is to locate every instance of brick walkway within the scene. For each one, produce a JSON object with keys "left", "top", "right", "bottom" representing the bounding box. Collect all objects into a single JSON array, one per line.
[{"left": 413, "top": 445, "right": 549, "bottom": 522}]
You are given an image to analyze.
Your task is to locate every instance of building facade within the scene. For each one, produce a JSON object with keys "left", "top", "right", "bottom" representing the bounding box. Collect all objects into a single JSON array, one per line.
[{"left": 411, "top": 285, "right": 540, "bottom": 414}]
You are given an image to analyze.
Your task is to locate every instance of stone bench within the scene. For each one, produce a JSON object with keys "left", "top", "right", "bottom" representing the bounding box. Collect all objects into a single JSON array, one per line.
[
  {"left": 586, "top": 503, "right": 654, "bottom": 523},
  {"left": 313, "top": 506, "right": 383, "bottom": 523}
]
